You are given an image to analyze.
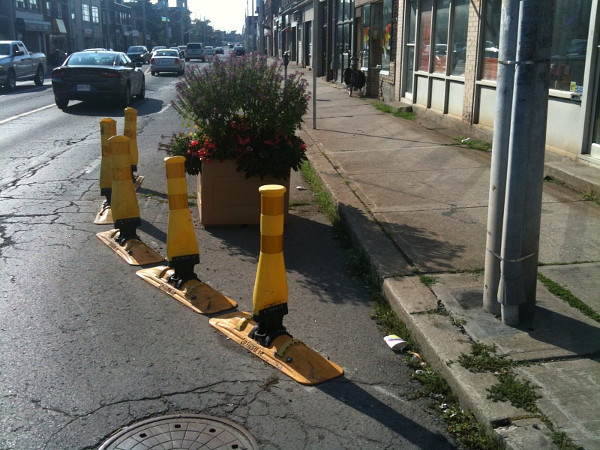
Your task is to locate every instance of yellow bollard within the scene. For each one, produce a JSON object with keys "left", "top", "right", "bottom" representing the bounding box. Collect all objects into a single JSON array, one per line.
[
  {"left": 249, "top": 185, "right": 289, "bottom": 346},
  {"left": 123, "top": 107, "right": 138, "bottom": 173},
  {"left": 136, "top": 156, "right": 237, "bottom": 313},
  {"left": 165, "top": 156, "right": 200, "bottom": 284},
  {"left": 209, "top": 184, "right": 343, "bottom": 384},
  {"left": 109, "top": 135, "right": 140, "bottom": 240},
  {"left": 96, "top": 135, "right": 162, "bottom": 266},
  {"left": 99, "top": 118, "right": 117, "bottom": 200},
  {"left": 94, "top": 118, "right": 116, "bottom": 224}
]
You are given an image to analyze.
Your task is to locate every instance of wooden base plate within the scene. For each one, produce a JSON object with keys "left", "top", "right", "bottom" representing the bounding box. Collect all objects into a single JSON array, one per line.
[
  {"left": 209, "top": 311, "right": 344, "bottom": 385},
  {"left": 94, "top": 202, "right": 113, "bottom": 224},
  {"left": 137, "top": 266, "right": 237, "bottom": 315},
  {"left": 97, "top": 229, "right": 164, "bottom": 266}
]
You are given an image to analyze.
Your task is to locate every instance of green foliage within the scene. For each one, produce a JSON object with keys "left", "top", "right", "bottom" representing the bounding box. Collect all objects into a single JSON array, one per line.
[
  {"left": 453, "top": 136, "right": 492, "bottom": 151},
  {"left": 161, "top": 53, "right": 310, "bottom": 179},
  {"left": 444, "top": 406, "right": 504, "bottom": 449},
  {"left": 459, "top": 342, "right": 515, "bottom": 373},
  {"left": 420, "top": 275, "right": 437, "bottom": 287},
  {"left": 538, "top": 273, "right": 600, "bottom": 323},
  {"left": 373, "top": 101, "right": 416, "bottom": 119},
  {"left": 487, "top": 372, "right": 541, "bottom": 412}
]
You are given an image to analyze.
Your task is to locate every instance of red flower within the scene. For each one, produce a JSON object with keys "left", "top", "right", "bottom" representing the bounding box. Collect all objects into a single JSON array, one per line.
[
  {"left": 190, "top": 139, "right": 198, "bottom": 147},
  {"left": 237, "top": 135, "right": 250, "bottom": 146}
]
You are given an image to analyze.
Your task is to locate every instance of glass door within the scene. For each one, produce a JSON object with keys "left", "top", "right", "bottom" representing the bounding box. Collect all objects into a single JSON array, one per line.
[
  {"left": 403, "top": 0, "right": 418, "bottom": 98},
  {"left": 591, "top": 42, "right": 600, "bottom": 158}
]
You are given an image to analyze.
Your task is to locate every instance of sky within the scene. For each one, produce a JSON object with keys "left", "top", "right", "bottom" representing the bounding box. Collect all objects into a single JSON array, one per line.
[{"left": 174, "top": 0, "right": 249, "bottom": 34}]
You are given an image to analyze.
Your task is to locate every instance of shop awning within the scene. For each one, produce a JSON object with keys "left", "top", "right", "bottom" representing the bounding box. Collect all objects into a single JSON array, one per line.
[
  {"left": 53, "top": 19, "right": 67, "bottom": 34},
  {"left": 16, "top": 18, "right": 52, "bottom": 32}
]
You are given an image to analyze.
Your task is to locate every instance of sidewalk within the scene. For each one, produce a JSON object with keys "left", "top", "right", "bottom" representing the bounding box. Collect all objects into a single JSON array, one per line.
[{"left": 296, "top": 66, "right": 600, "bottom": 449}]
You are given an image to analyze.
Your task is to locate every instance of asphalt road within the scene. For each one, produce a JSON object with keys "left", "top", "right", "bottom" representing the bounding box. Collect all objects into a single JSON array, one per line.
[{"left": 0, "top": 60, "right": 457, "bottom": 449}]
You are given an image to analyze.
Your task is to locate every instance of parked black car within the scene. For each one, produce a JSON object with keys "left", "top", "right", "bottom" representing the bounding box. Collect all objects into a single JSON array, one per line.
[
  {"left": 126, "top": 45, "right": 150, "bottom": 64},
  {"left": 51, "top": 50, "right": 145, "bottom": 110}
]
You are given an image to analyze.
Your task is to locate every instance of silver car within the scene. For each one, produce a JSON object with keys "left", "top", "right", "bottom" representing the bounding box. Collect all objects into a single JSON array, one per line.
[{"left": 150, "top": 49, "right": 185, "bottom": 76}]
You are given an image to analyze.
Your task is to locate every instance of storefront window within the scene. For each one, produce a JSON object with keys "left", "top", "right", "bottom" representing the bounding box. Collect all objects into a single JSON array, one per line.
[
  {"left": 381, "top": 0, "right": 392, "bottom": 71},
  {"left": 362, "top": 5, "right": 370, "bottom": 69},
  {"left": 450, "top": 0, "right": 468, "bottom": 76},
  {"left": 418, "top": 0, "right": 432, "bottom": 71},
  {"left": 481, "top": 0, "right": 501, "bottom": 81},
  {"left": 550, "top": 0, "right": 592, "bottom": 92},
  {"left": 482, "top": 0, "right": 591, "bottom": 90},
  {"left": 432, "top": 0, "right": 449, "bottom": 74}
]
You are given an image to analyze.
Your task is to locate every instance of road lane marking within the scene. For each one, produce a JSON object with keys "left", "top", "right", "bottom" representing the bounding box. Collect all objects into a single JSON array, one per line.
[{"left": 0, "top": 104, "right": 56, "bottom": 125}]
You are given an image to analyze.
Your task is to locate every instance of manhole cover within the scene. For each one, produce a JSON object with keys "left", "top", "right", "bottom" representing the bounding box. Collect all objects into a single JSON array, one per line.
[{"left": 99, "top": 414, "right": 259, "bottom": 450}]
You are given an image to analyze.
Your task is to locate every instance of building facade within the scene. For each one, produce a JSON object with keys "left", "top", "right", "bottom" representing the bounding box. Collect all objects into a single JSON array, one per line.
[
  {"left": 270, "top": 0, "right": 599, "bottom": 164},
  {"left": 1, "top": 0, "right": 188, "bottom": 58}
]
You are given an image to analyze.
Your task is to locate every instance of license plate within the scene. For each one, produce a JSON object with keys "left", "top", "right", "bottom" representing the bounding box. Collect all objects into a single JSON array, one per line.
[{"left": 77, "top": 84, "right": 90, "bottom": 92}]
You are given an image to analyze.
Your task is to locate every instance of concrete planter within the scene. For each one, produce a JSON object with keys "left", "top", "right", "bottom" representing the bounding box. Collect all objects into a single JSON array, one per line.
[{"left": 197, "top": 159, "right": 290, "bottom": 226}]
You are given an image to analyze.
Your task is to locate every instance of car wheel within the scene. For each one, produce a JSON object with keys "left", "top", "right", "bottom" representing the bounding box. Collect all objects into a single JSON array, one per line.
[
  {"left": 55, "top": 98, "right": 68, "bottom": 109},
  {"left": 151, "top": 71, "right": 156, "bottom": 76},
  {"left": 138, "top": 79, "right": 145, "bottom": 99},
  {"left": 34, "top": 66, "right": 44, "bottom": 86},
  {"left": 4, "top": 70, "right": 16, "bottom": 91},
  {"left": 121, "top": 83, "right": 131, "bottom": 108},
  {"left": 185, "top": 58, "right": 190, "bottom": 62}
]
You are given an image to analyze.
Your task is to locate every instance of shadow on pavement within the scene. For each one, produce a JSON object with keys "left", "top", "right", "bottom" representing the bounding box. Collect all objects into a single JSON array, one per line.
[
  {"left": 206, "top": 213, "right": 373, "bottom": 306},
  {"left": 319, "top": 378, "right": 455, "bottom": 448}
]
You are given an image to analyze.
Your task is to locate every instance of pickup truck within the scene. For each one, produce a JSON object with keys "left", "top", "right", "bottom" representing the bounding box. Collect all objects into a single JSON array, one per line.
[{"left": 0, "top": 40, "right": 47, "bottom": 91}]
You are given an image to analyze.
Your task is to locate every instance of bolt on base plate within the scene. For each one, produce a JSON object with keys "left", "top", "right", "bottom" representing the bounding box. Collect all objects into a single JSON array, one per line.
[
  {"left": 210, "top": 311, "right": 344, "bottom": 385},
  {"left": 137, "top": 266, "right": 237, "bottom": 315}
]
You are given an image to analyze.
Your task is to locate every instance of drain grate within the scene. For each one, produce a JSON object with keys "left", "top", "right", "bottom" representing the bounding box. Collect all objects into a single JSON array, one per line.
[{"left": 99, "top": 414, "right": 259, "bottom": 449}]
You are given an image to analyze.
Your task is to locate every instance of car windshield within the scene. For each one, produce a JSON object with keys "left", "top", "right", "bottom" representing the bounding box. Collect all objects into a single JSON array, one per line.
[
  {"left": 156, "top": 50, "right": 178, "bottom": 57},
  {"left": 187, "top": 44, "right": 201, "bottom": 49},
  {"left": 68, "top": 52, "right": 119, "bottom": 66},
  {"left": 0, "top": 43, "right": 10, "bottom": 56},
  {"left": 128, "top": 46, "right": 144, "bottom": 52}
]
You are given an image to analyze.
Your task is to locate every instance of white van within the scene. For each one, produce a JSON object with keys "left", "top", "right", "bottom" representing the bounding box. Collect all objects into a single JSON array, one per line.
[{"left": 185, "top": 43, "right": 205, "bottom": 62}]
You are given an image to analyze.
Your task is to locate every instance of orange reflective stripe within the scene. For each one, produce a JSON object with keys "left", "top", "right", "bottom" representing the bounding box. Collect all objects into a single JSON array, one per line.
[
  {"left": 262, "top": 197, "right": 284, "bottom": 216},
  {"left": 168, "top": 193, "right": 189, "bottom": 210},
  {"left": 261, "top": 234, "right": 283, "bottom": 254},
  {"left": 112, "top": 167, "right": 131, "bottom": 181},
  {"left": 166, "top": 164, "right": 186, "bottom": 179}
]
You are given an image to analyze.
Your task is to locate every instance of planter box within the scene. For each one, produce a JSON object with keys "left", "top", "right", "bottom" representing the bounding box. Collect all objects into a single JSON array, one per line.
[{"left": 197, "top": 159, "right": 290, "bottom": 226}]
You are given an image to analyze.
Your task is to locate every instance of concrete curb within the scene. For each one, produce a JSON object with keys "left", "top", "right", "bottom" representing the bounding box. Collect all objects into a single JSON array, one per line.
[{"left": 303, "top": 128, "right": 561, "bottom": 449}]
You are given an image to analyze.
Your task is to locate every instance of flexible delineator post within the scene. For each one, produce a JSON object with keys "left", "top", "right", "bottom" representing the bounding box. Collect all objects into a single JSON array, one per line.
[
  {"left": 123, "top": 107, "right": 138, "bottom": 174},
  {"left": 250, "top": 185, "right": 289, "bottom": 347},
  {"left": 99, "top": 118, "right": 117, "bottom": 204},
  {"left": 109, "top": 135, "right": 141, "bottom": 243},
  {"left": 165, "top": 156, "right": 200, "bottom": 288}
]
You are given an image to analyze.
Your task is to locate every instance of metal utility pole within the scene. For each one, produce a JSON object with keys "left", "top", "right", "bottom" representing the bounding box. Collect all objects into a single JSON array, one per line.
[
  {"left": 312, "top": 0, "right": 318, "bottom": 129},
  {"left": 257, "top": 0, "right": 264, "bottom": 54},
  {"left": 483, "top": 0, "right": 519, "bottom": 315},
  {"left": 496, "top": 0, "right": 554, "bottom": 325},
  {"left": 142, "top": 0, "right": 147, "bottom": 45}
]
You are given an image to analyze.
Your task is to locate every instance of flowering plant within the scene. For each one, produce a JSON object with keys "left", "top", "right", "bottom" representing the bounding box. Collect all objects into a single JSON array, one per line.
[{"left": 160, "top": 52, "right": 310, "bottom": 179}]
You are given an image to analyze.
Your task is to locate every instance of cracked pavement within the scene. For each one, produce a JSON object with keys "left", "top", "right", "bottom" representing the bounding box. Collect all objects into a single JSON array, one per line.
[{"left": 1, "top": 88, "right": 457, "bottom": 449}]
